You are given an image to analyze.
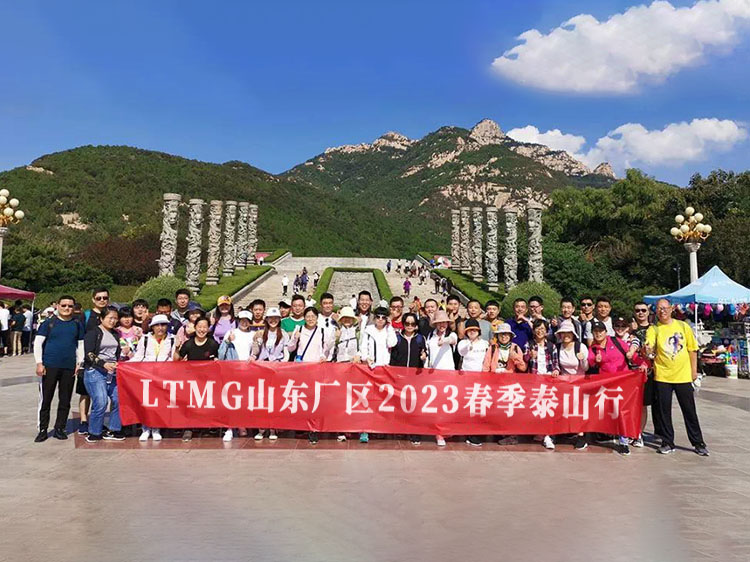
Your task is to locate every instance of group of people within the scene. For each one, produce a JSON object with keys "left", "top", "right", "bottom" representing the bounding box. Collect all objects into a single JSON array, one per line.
[
  {"left": 29, "top": 284, "right": 709, "bottom": 457},
  {"left": 281, "top": 268, "right": 319, "bottom": 297},
  {"left": 0, "top": 301, "right": 33, "bottom": 357}
]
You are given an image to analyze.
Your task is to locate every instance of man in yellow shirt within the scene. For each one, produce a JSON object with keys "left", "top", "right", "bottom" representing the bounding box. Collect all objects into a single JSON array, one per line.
[{"left": 645, "top": 299, "right": 709, "bottom": 456}]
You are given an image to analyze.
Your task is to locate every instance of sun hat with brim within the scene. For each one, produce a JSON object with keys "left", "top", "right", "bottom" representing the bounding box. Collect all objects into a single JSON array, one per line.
[
  {"left": 430, "top": 309, "right": 451, "bottom": 326},
  {"left": 237, "top": 310, "right": 253, "bottom": 320},
  {"left": 337, "top": 306, "right": 358, "bottom": 323},
  {"left": 217, "top": 295, "right": 232, "bottom": 306},
  {"left": 555, "top": 319, "right": 578, "bottom": 340},
  {"left": 464, "top": 318, "right": 481, "bottom": 332},
  {"left": 264, "top": 307, "right": 281, "bottom": 318},
  {"left": 149, "top": 314, "right": 170, "bottom": 327},
  {"left": 492, "top": 322, "right": 514, "bottom": 335}
]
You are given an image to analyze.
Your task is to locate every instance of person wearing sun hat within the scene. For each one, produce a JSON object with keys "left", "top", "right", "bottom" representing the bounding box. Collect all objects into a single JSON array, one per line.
[
  {"left": 483, "top": 322, "right": 526, "bottom": 373},
  {"left": 556, "top": 319, "right": 589, "bottom": 376},
  {"left": 332, "top": 306, "right": 360, "bottom": 442},
  {"left": 425, "top": 309, "right": 457, "bottom": 447}
]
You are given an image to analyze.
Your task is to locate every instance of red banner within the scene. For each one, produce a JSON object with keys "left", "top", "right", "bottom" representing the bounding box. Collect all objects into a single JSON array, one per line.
[{"left": 118, "top": 362, "right": 645, "bottom": 438}]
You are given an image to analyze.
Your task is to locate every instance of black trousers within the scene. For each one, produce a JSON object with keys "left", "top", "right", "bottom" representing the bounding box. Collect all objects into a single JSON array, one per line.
[
  {"left": 655, "top": 381, "right": 705, "bottom": 448},
  {"left": 38, "top": 367, "right": 76, "bottom": 431}
]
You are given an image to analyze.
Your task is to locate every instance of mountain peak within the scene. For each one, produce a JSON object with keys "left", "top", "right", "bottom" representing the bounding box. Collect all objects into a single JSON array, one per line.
[
  {"left": 593, "top": 162, "right": 616, "bottom": 178},
  {"left": 373, "top": 131, "right": 414, "bottom": 151},
  {"left": 469, "top": 119, "right": 506, "bottom": 145}
]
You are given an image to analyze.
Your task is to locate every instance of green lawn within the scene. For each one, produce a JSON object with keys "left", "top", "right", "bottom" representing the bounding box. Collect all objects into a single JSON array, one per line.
[{"left": 432, "top": 269, "right": 505, "bottom": 305}]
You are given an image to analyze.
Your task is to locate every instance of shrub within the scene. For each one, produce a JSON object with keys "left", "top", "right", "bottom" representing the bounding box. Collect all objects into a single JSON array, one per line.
[
  {"left": 77, "top": 233, "right": 159, "bottom": 285},
  {"left": 432, "top": 269, "right": 504, "bottom": 305},
  {"left": 500, "top": 281, "right": 562, "bottom": 319},
  {"left": 133, "top": 276, "right": 189, "bottom": 310}
]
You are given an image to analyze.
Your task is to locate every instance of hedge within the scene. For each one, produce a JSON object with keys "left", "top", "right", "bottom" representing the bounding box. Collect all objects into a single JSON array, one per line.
[
  {"left": 500, "top": 281, "right": 562, "bottom": 319},
  {"left": 196, "top": 266, "right": 272, "bottom": 310},
  {"left": 431, "top": 269, "right": 504, "bottom": 306},
  {"left": 35, "top": 285, "right": 139, "bottom": 309},
  {"left": 133, "top": 276, "right": 190, "bottom": 309},
  {"left": 259, "top": 248, "right": 289, "bottom": 264}
]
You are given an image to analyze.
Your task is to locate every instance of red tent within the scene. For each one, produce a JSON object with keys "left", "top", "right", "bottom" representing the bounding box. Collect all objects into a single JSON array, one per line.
[{"left": 0, "top": 284, "right": 36, "bottom": 301}]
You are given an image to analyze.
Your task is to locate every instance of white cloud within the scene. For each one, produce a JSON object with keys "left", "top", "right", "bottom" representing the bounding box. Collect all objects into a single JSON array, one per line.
[
  {"left": 491, "top": 0, "right": 750, "bottom": 93},
  {"left": 508, "top": 118, "right": 747, "bottom": 172},
  {"left": 581, "top": 118, "right": 748, "bottom": 169},
  {"left": 506, "top": 125, "right": 586, "bottom": 154}
]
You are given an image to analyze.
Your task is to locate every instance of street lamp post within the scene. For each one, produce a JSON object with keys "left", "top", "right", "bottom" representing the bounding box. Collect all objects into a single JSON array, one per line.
[
  {"left": 669, "top": 206, "right": 711, "bottom": 284},
  {"left": 0, "top": 188, "right": 26, "bottom": 280}
]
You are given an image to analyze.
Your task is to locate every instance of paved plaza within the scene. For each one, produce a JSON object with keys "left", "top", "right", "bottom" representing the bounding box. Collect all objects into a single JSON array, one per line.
[{"left": 1, "top": 353, "right": 749, "bottom": 561}]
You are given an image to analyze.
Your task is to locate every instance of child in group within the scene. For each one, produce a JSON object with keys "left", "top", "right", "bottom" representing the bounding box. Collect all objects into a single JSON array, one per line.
[
  {"left": 117, "top": 307, "right": 143, "bottom": 361},
  {"left": 174, "top": 307, "right": 204, "bottom": 350}
]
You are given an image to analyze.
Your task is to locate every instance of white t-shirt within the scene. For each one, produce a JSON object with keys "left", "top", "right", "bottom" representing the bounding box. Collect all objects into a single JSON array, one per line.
[
  {"left": 23, "top": 310, "right": 33, "bottom": 330},
  {"left": 426, "top": 331, "right": 457, "bottom": 370},
  {"left": 559, "top": 343, "right": 590, "bottom": 375},
  {"left": 0, "top": 308, "right": 9, "bottom": 331},
  {"left": 230, "top": 329, "right": 255, "bottom": 361},
  {"left": 457, "top": 339, "right": 489, "bottom": 372},
  {"left": 536, "top": 344, "right": 548, "bottom": 374}
]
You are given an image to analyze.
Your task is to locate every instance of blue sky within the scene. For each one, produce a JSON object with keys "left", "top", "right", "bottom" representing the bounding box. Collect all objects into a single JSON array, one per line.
[{"left": 1, "top": 0, "right": 748, "bottom": 185}]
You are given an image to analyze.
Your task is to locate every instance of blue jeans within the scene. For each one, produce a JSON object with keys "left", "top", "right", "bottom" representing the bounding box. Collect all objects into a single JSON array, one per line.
[{"left": 83, "top": 368, "right": 121, "bottom": 436}]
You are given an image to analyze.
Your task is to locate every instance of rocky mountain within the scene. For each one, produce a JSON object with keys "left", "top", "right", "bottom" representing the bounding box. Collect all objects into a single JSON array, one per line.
[{"left": 284, "top": 119, "right": 615, "bottom": 211}]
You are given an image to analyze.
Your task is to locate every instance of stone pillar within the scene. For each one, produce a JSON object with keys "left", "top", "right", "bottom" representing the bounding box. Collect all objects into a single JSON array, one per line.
[
  {"left": 684, "top": 242, "right": 701, "bottom": 283},
  {"left": 485, "top": 207, "right": 499, "bottom": 292},
  {"left": 235, "top": 202, "right": 250, "bottom": 270},
  {"left": 158, "top": 193, "right": 181, "bottom": 276},
  {"left": 504, "top": 207, "right": 518, "bottom": 290},
  {"left": 246, "top": 204, "right": 259, "bottom": 266},
  {"left": 205, "top": 200, "right": 223, "bottom": 286},
  {"left": 184, "top": 199, "right": 204, "bottom": 294},
  {"left": 527, "top": 199, "right": 544, "bottom": 283},
  {"left": 460, "top": 206, "right": 471, "bottom": 275},
  {"left": 450, "top": 209, "right": 461, "bottom": 270},
  {"left": 222, "top": 201, "right": 238, "bottom": 277},
  {"left": 471, "top": 206, "right": 484, "bottom": 282}
]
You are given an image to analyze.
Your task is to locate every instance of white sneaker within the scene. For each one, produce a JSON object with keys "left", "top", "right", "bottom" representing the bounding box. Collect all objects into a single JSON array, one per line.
[
  {"left": 151, "top": 429, "right": 162, "bottom": 442},
  {"left": 543, "top": 435, "right": 555, "bottom": 450},
  {"left": 436, "top": 436, "right": 447, "bottom": 447},
  {"left": 139, "top": 429, "right": 150, "bottom": 442},
  {"left": 268, "top": 430, "right": 278, "bottom": 441},
  {"left": 254, "top": 430, "right": 264, "bottom": 441},
  {"left": 337, "top": 434, "right": 347, "bottom": 442},
  {"left": 223, "top": 429, "right": 234, "bottom": 442}
]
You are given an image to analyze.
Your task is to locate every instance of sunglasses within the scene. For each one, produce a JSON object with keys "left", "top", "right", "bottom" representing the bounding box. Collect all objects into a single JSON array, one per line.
[
  {"left": 404, "top": 321, "right": 417, "bottom": 326},
  {"left": 94, "top": 296, "right": 109, "bottom": 301},
  {"left": 58, "top": 304, "right": 73, "bottom": 309},
  {"left": 375, "top": 315, "right": 388, "bottom": 320},
  {"left": 581, "top": 303, "right": 593, "bottom": 307},
  {"left": 635, "top": 308, "right": 649, "bottom": 313}
]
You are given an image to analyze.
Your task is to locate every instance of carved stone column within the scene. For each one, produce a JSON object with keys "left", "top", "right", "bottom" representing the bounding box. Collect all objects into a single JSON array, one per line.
[
  {"left": 185, "top": 198, "right": 204, "bottom": 294},
  {"left": 504, "top": 206, "right": 518, "bottom": 290},
  {"left": 205, "top": 200, "right": 223, "bottom": 285},
  {"left": 450, "top": 209, "right": 461, "bottom": 271},
  {"left": 460, "top": 206, "right": 471, "bottom": 274},
  {"left": 246, "top": 204, "right": 259, "bottom": 266},
  {"left": 471, "top": 206, "right": 483, "bottom": 282},
  {"left": 234, "top": 202, "right": 250, "bottom": 270},
  {"left": 222, "top": 201, "right": 238, "bottom": 277},
  {"left": 527, "top": 199, "right": 544, "bottom": 283},
  {"left": 158, "top": 193, "right": 181, "bottom": 276},
  {"left": 485, "top": 206, "right": 499, "bottom": 291}
]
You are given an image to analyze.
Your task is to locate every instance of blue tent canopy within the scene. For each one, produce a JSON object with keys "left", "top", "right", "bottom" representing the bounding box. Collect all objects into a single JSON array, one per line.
[{"left": 644, "top": 266, "right": 750, "bottom": 305}]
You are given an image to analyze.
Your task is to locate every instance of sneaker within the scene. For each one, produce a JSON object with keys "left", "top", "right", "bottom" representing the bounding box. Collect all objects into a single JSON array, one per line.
[
  {"left": 53, "top": 428, "right": 68, "bottom": 440},
  {"left": 254, "top": 430, "right": 265, "bottom": 441},
  {"left": 496, "top": 436, "right": 519, "bottom": 446},
  {"left": 615, "top": 443, "right": 630, "bottom": 456},
  {"left": 268, "top": 430, "right": 278, "bottom": 441},
  {"left": 77, "top": 422, "right": 89, "bottom": 436},
  {"left": 595, "top": 434, "right": 615, "bottom": 444},
  {"left": 657, "top": 444, "right": 675, "bottom": 455},
  {"left": 694, "top": 445, "right": 710, "bottom": 457},
  {"left": 308, "top": 432, "right": 319, "bottom": 444},
  {"left": 574, "top": 435, "right": 588, "bottom": 450},
  {"left": 337, "top": 434, "right": 347, "bottom": 442},
  {"left": 139, "top": 429, "right": 150, "bottom": 442},
  {"left": 103, "top": 430, "right": 125, "bottom": 441},
  {"left": 34, "top": 429, "right": 48, "bottom": 443},
  {"left": 182, "top": 430, "right": 193, "bottom": 442},
  {"left": 222, "top": 429, "right": 233, "bottom": 442},
  {"left": 465, "top": 436, "right": 482, "bottom": 447},
  {"left": 410, "top": 435, "right": 421, "bottom": 445},
  {"left": 152, "top": 429, "right": 162, "bottom": 442},
  {"left": 543, "top": 435, "right": 555, "bottom": 450},
  {"left": 85, "top": 434, "right": 103, "bottom": 443},
  {"left": 359, "top": 432, "right": 369, "bottom": 443},
  {"left": 436, "top": 436, "right": 447, "bottom": 447},
  {"left": 631, "top": 436, "right": 644, "bottom": 448}
]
